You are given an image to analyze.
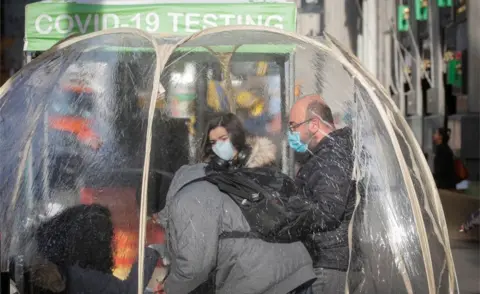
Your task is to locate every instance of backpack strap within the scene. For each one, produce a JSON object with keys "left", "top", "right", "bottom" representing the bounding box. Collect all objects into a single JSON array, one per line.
[
  {"left": 211, "top": 172, "right": 268, "bottom": 202},
  {"left": 176, "top": 174, "right": 246, "bottom": 199},
  {"left": 176, "top": 177, "right": 207, "bottom": 193}
]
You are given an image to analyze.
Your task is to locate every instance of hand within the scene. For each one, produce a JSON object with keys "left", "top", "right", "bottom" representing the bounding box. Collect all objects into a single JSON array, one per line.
[
  {"left": 459, "top": 224, "right": 465, "bottom": 233},
  {"left": 151, "top": 213, "right": 161, "bottom": 224},
  {"left": 153, "top": 280, "right": 165, "bottom": 294}
]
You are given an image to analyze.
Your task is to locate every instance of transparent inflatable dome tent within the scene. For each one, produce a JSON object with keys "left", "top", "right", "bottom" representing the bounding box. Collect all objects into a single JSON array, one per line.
[{"left": 0, "top": 26, "right": 458, "bottom": 294}]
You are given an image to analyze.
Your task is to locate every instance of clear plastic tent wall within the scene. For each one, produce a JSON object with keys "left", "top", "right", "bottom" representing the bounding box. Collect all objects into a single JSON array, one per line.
[{"left": 0, "top": 27, "right": 458, "bottom": 294}]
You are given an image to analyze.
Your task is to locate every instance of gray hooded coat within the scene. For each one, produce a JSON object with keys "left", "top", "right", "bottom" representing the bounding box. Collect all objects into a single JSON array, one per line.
[{"left": 160, "top": 137, "right": 315, "bottom": 294}]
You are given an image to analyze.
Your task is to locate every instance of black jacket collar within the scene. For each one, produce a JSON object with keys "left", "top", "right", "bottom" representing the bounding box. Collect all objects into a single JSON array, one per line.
[{"left": 297, "top": 127, "right": 353, "bottom": 164}]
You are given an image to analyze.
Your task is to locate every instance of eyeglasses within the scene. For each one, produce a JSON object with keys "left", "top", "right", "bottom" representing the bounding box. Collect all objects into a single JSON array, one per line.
[{"left": 288, "top": 119, "right": 312, "bottom": 132}]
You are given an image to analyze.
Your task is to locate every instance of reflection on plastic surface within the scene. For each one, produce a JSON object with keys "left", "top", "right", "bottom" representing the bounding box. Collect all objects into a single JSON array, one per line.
[
  {"left": 0, "top": 27, "right": 457, "bottom": 294},
  {"left": 0, "top": 32, "right": 166, "bottom": 288}
]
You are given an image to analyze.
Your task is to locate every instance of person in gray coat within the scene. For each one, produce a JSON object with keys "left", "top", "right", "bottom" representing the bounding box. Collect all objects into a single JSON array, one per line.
[{"left": 159, "top": 113, "right": 316, "bottom": 294}]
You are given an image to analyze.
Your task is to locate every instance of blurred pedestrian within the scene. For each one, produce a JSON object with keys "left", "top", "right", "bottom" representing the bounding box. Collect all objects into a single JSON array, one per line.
[{"left": 433, "top": 128, "right": 456, "bottom": 190}]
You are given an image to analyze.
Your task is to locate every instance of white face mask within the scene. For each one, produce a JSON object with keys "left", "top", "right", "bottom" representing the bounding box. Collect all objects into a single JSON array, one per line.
[{"left": 212, "top": 139, "right": 235, "bottom": 161}]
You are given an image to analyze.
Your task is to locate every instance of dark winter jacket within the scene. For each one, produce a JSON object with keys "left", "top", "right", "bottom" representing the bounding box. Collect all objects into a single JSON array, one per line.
[
  {"left": 160, "top": 137, "right": 316, "bottom": 294},
  {"left": 433, "top": 143, "right": 456, "bottom": 189},
  {"left": 295, "top": 127, "right": 356, "bottom": 271},
  {"left": 32, "top": 248, "right": 159, "bottom": 294}
]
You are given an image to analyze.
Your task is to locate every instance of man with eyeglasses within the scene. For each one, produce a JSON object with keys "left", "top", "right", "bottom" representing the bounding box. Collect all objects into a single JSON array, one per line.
[{"left": 287, "top": 94, "right": 356, "bottom": 294}]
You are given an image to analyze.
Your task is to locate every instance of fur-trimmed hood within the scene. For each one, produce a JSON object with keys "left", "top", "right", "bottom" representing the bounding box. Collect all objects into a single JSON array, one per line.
[{"left": 245, "top": 136, "right": 277, "bottom": 168}]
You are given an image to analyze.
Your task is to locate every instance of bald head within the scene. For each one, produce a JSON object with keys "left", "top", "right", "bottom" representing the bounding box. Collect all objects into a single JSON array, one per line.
[
  {"left": 290, "top": 94, "right": 334, "bottom": 125},
  {"left": 289, "top": 94, "right": 335, "bottom": 147}
]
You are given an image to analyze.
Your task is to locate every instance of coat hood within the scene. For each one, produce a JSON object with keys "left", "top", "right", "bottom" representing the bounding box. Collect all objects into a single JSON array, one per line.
[
  {"left": 158, "top": 163, "right": 207, "bottom": 227},
  {"left": 165, "top": 164, "right": 207, "bottom": 203},
  {"left": 245, "top": 136, "right": 276, "bottom": 168}
]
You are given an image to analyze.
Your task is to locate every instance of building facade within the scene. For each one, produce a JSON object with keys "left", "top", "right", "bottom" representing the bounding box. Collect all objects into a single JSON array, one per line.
[{"left": 295, "top": 0, "right": 479, "bottom": 182}]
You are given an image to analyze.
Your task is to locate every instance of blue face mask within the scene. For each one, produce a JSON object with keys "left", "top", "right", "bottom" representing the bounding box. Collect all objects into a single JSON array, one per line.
[
  {"left": 287, "top": 131, "right": 308, "bottom": 153},
  {"left": 212, "top": 139, "right": 236, "bottom": 161}
]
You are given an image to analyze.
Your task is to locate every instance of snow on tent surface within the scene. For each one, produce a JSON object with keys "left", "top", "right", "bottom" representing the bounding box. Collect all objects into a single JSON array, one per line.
[{"left": 0, "top": 27, "right": 458, "bottom": 294}]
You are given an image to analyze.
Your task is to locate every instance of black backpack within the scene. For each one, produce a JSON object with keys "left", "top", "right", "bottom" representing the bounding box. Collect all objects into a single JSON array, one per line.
[{"left": 180, "top": 167, "right": 311, "bottom": 243}]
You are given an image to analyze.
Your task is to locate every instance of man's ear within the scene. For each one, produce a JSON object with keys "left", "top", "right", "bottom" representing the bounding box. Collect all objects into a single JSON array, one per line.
[{"left": 307, "top": 117, "right": 320, "bottom": 133}]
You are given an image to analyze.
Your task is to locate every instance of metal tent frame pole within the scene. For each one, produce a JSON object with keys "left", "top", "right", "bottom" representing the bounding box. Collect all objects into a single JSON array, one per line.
[{"left": 285, "top": 52, "right": 295, "bottom": 177}]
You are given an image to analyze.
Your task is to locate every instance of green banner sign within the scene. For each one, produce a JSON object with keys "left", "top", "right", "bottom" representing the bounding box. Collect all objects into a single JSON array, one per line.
[{"left": 25, "top": 2, "right": 297, "bottom": 51}]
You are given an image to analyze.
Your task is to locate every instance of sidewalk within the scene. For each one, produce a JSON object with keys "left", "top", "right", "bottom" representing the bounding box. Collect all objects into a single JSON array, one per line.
[
  {"left": 439, "top": 189, "right": 479, "bottom": 242},
  {"left": 451, "top": 240, "right": 480, "bottom": 294},
  {"left": 439, "top": 189, "right": 480, "bottom": 293}
]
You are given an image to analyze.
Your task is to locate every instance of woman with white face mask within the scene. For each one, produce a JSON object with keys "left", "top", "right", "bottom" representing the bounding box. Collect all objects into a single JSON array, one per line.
[{"left": 198, "top": 112, "right": 277, "bottom": 170}]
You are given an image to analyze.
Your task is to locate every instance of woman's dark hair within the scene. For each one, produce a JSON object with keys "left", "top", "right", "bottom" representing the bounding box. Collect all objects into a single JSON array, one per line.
[
  {"left": 437, "top": 127, "right": 451, "bottom": 144},
  {"left": 198, "top": 112, "right": 247, "bottom": 162},
  {"left": 35, "top": 204, "right": 115, "bottom": 274}
]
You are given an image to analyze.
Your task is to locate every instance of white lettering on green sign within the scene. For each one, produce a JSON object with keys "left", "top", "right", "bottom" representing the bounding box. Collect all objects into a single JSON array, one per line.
[
  {"left": 34, "top": 12, "right": 285, "bottom": 35},
  {"left": 168, "top": 12, "right": 283, "bottom": 32}
]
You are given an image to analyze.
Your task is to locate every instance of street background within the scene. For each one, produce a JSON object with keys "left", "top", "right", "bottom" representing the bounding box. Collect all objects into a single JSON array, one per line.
[{"left": 1, "top": 0, "right": 479, "bottom": 293}]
